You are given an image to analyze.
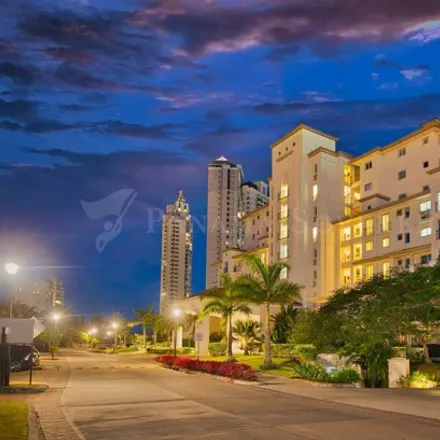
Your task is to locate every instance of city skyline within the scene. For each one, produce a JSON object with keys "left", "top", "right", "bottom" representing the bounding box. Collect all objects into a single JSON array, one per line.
[{"left": 1, "top": 0, "right": 440, "bottom": 316}]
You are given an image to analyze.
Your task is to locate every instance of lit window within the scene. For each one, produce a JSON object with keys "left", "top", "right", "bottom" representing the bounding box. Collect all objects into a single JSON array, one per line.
[
  {"left": 354, "top": 266, "right": 362, "bottom": 282},
  {"left": 343, "top": 247, "right": 351, "bottom": 262},
  {"left": 280, "top": 223, "right": 288, "bottom": 239},
  {"left": 420, "top": 227, "right": 432, "bottom": 237},
  {"left": 342, "top": 226, "right": 351, "bottom": 241},
  {"left": 381, "top": 214, "right": 390, "bottom": 232},
  {"left": 312, "top": 226, "right": 318, "bottom": 243},
  {"left": 279, "top": 243, "right": 288, "bottom": 259},
  {"left": 398, "top": 147, "right": 406, "bottom": 157},
  {"left": 382, "top": 262, "right": 391, "bottom": 277},
  {"left": 353, "top": 222, "right": 362, "bottom": 238},
  {"left": 280, "top": 203, "right": 288, "bottom": 219},
  {"left": 353, "top": 244, "right": 362, "bottom": 260},
  {"left": 364, "top": 182, "right": 372, "bottom": 191},
  {"left": 365, "top": 265, "right": 374, "bottom": 280},
  {"left": 312, "top": 184, "right": 318, "bottom": 201},
  {"left": 366, "top": 241, "right": 374, "bottom": 251},
  {"left": 343, "top": 269, "right": 351, "bottom": 285},
  {"left": 280, "top": 267, "right": 288, "bottom": 279},
  {"left": 382, "top": 237, "right": 390, "bottom": 248},
  {"left": 280, "top": 183, "right": 288, "bottom": 199},
  {"left": 365, "top": 219, "right": 374, "bottom": 236},
  {"left": 420, "top": 201, "right": 431, "bottom": 212}
]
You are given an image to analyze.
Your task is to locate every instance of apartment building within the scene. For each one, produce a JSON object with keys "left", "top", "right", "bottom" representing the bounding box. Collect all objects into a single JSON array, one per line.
[
  {"left": 15, "top": 278, "right": 65, "bottom": 312},
  {"left": 242, "top": 181, "right": 269, "bottom": 213},
  {"left": 205, "top": 156, "right": 244, "bottom": 289},
  {"left": 211, "top": 118, "right": 440, "bottom": 306},
  {"left": 160, "top": 191, "right": 193, "bottom": 313}
]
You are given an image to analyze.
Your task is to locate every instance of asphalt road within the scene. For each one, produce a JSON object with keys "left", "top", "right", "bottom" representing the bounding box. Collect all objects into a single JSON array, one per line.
[{"left": 59, "top": 350, "right": 440, "bottom": 440}]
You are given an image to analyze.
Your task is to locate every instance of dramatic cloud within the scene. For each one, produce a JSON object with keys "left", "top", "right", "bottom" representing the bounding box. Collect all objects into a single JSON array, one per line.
[
  {"left": 405, "top": 20, "right": 440, "bottom": 44},
  {"left": 374, "top": 55, "right": 431, "bottom": 81}
]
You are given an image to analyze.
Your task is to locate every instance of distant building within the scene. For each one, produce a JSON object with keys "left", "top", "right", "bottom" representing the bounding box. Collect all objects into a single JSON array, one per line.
[
  {"left": 15, "top": 277, "right": 65, "bottom": 312},
  {"left": 205, "top": 156, "right": 244, "bottom": 289},
  {"left": 160, "top": 191, "right": 193, "bottom": 313},
  {"left": 241, "top": 181, "right": 269, "bottom": 213}
]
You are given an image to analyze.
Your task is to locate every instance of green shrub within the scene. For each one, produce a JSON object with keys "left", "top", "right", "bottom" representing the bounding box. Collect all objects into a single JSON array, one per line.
[
  {"left": 208, "top": 342, "right": 226, "bottom": 357},
  {"left": 209, "top": 332, "right": 224, "bottom": 343},
  {"left": 271, "top": 344, "right": 317, "bottom": 361},
  {"left": 330, "top": 368, "right": 361, "bottom": 384},
  {"left": 271, "top": 344, "right": 293, "bottom": 358},
  {"left": 398, "top": 371, "right": 438, "bottom": 389}
]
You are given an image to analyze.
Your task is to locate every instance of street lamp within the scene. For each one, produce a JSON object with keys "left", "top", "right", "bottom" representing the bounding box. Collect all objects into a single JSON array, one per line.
[
  {"left": 4, "top": 262, "right": 19, "bottom": 318},
  {"left": 111, "top": 322, "right": 119, "bottom": 349},
  {"left": 88, "top": 328, "right": 97, "bottom": 347},
  {"left": 172, "top": 308, "right": 181, "bottom": 357}
]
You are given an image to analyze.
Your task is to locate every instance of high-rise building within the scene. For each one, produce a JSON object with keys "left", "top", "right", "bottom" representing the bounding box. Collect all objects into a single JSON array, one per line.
[
  {"left": 160, "top": 191, "right": 193, "bottom": 313},
  {"left": 15, "top": 277, "right": 65, "bottom": 312},
  {"left": 242, "top": 181, "right": 269, "bottom": 213},
  {"left": 205, "top": 156, "right": 244, "bottom": 289}
]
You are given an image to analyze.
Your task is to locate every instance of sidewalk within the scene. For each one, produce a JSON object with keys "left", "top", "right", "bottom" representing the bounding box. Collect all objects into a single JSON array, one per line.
[{"left": 258, "top": 374, "right": 440, "bottom": 421}]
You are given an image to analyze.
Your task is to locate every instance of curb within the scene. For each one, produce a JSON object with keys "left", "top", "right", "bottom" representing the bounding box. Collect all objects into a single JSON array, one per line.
[
  {"left": 28, "top": 405, "right": 43, "bottom": 440},
  {"left": 0, "top": 385, "right": 49, "bottom": 394}
]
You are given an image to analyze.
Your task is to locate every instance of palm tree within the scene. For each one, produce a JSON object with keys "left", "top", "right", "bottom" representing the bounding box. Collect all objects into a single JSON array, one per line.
[
  {"left": 201, "top": 273, "right": 251, "bottom": 358},
  {"left": 183, "top": 313, "right": 199, "bottom": 348},
  {"left": 235, "top": 255, "right": 301, "bottom": 367},
  {"left": 233, "top": 320, "right": 261, "bottom": 355},
  {"left": 134, "top": 307, "right": 154, "bottom": 348}
]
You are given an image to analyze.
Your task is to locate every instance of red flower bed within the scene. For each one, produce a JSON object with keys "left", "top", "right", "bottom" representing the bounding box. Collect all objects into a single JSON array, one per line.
[{"left": 155, "top": 355, "right": 257, "bottom": 381}]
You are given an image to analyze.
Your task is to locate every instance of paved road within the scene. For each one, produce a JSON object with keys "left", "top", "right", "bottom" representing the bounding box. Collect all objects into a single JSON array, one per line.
[{"left": 49, "top": 350, "right": 440, "bottom": 439}]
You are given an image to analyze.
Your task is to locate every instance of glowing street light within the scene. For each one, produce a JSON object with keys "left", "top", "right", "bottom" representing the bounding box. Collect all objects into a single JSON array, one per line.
[
  {"left": 173, "top": 308, "right": 181, "bottom": 318},
  {"left": 88, "top": 328, "right": 97, "bottom": 336},
  {"left": 52, "top": 312, "right": 61, "bottom": 322},
  {"left": 4, "top": 262, "right": 19, "bottom": 275}
]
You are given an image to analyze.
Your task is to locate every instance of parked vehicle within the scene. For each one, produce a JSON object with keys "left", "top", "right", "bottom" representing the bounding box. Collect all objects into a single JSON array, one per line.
[{"left": 9, "top": 344, "right": 40, "bottom": 372}]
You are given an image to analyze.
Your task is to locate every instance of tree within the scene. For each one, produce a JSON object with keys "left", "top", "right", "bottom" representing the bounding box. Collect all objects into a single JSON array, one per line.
[
  {"left": 183, "top": 313, "right": 199, "bottom": 348},
  {"left": 201, "top": 273, "right": 251, "bottom": 358},
  {"left": 235, "top": 255, "right": 301, "bottom": 367},
  {"left": 233, "top": 320, "right": 261, "bottom": 355},
  {"left": 271, "top": 304, "right": 298, "bottom": 343},
  {"left": 135, "top": 306, "right": 155, "bottom": 348}
]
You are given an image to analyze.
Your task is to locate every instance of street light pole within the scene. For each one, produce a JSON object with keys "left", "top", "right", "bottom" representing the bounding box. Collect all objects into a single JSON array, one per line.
[
  {"left": 111, "top": 322, "right": 119, "bottom": 350},
  {"left": 172, "top": 308, "right": 181, "bottom": 357},
  {"left": 4, "top": 263, "right": 19, "bottom": 319}
]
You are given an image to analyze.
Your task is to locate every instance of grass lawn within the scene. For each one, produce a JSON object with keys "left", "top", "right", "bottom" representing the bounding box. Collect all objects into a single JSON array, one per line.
[
  {"left": 0, "top": 402, "right": 28, "bottom": 440},
  {"left": 199, "top": 355, "right": 296, "bottom": 378}
]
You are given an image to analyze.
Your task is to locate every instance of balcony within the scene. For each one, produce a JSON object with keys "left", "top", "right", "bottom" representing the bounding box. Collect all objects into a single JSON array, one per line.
[
  {"left": 420, "top": 210, "right": 431, "bottom": 221},
  {"left": 278, "top": 210, "right": 290, "bottom": 221},
  {"left": 278, "top": 190, "right": 289, "bottom": 201}
]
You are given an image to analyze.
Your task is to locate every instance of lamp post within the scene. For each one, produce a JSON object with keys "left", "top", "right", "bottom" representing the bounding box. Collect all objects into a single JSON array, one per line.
[
  {"left": 4, "top": 263, "right": 19, "bottom": 318},
  {"left": 172, "top": 308, "right": 181, "bottom": 358},
  {"left": 88, "top": 328, "right": 97, "bottom": 347},
  {"left": 111, "top": 322, "right": 119, "bottom": 350},
  {"left": 50, "top": 312, "right": 62, "bottom": 359}
]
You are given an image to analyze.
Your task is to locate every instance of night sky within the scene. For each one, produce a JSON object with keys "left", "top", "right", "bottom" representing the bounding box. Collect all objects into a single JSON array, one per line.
[{"left": 1, "top": 0, "right": 440, "bottom": 318}]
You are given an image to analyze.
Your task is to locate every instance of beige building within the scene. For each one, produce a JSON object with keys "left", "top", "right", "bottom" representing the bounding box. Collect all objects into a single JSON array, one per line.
[
  {"left": 160, "top": 191, "right": 192, "bottom": 313},
  {"left": 15, "top": 278, "right": 65, "bottom": 312},
  {"left": 242, "top": 181, "right": 269, "bottom": 214},
  {"left": 175, "top": 118, "right": 440, "bottom": 353},
  {"left": 205, "top": 156, "right": 244, "bottom": 289}
]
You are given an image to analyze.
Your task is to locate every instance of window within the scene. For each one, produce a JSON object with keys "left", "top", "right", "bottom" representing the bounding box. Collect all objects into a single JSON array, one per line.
[
  {"left": 420, "top": 227, "right": 432, "bottom": 237},
  {"left": 405, "top": 232, "right": 410, "bottom": 243},
  {"left": 312, "top": 226, "right": 318, "bottom": 243},
  {"left": 404, "top": 207, "right": 410, "bottom": 219},
  {"left": 343, "top": 269, "right": 351, "bottom": 285},
  {"left": 423, "top": 161, "right": 429, "bottom": 168},
  {"left": 279, "top": 243, "right": 288, "bottom": 259},
  {"left": 397, "top": 234, "right": 403, "bottom": 241},
  {"left": 382, "top": 237, "right": 390, "bottom": 248},
  {"left": 366, "top": 241, "right": 374, "bottom": 251},
  {"left": 365, "top": 161, "right": 373, "bottom": 170},
  {"left": 399, "top": 193, "right": 407, "bottom": 200},
  {"left": 364, "top": 182, "right": 372, "bottom": 191},
  {"left": 353, "top": 222, "right": 362, "bottom": 238},
  {"left": 398, "top": 147, "right": 406, "bottom": 157},
  {"left": 398, "top": 170, "right": 406, "bottom": 180},
  {"left": 423, "top": 136, "right": 429, "bottom": 145},
  {"left": 280, "top": 183, "right": 288, "bottom": 199},
  {"left": 396, "top": 209, "right": 402, "bottom": 216},
  {"left": 353, "top": 244, "right": 362, "bottom": 260},
  {"left": 343, "top": 226, "right": 351, "bottom": 241},
  {"left": 354, "top": 266, "right": 362, "bottom": 282},
  {"left": 280, "top": 267, "right": 288, "bottom": 279},
  {"left": 381, "top": 214, "right": 390, "bottom": 232},
  {"left": 405, "top": 258, "right": 411, "bottom": 269},
  {"left": 420, "top": 201, "right": 431, "bottom": 220},
  {"left": 421, "top": 254, "right": 432, "bottom": 265},
  {"left": 382, "top": 262, "right": 391, "bottom": 277},
  {"left": 343, "top": 247, "right": 351, "bottom": 262},
  {"left": 312, "top": 184, "right": 318, "bottom": 201},
  {"left": 314, "top": 164, "right": 318, "bottom": 173},
  {"left": 365, "top": 265, "right": 374, "bottom": 280},
  {"left": 365, "top": 219, "right": 374, "bottom": 236},
  {"left": 423, "top": 185, "right": 430, "bottom": 191},
  {"left": 280, "top": 223, "right": 288, "bottom": 239},
  {"left": 280, "top": 204, "right": 288, "bottom": 219}
]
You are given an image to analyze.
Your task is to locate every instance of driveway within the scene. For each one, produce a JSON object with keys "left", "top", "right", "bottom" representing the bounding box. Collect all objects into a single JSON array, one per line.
[{"left": 36, "top": 349, "right": 440, "bottom": 439}]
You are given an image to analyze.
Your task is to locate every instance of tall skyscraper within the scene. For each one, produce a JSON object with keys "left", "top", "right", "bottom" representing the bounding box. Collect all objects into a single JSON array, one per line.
[
  {"left": 15, "top": 277, "right": 65, "bottom": 312},
  {"left": 160, "top": 191, "right": 193, "bottom": 313},
  {"left": 206, "top": 156, "right": 244, "bottom": 288}
]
